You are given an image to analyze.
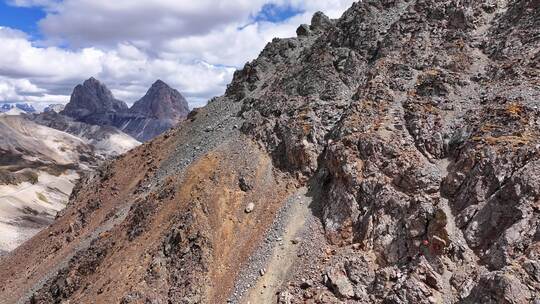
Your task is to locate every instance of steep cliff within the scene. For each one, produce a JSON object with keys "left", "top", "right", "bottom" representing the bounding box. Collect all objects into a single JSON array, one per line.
[{"left": 61, "top": 77, "right": 129, "bottom": 126}]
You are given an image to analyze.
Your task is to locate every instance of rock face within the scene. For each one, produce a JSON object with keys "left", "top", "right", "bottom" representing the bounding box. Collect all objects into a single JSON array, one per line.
[
  {"left": 0, "top": 1, "right": 538, "bottom": 304},
  {"left": 62, "top": 78, "right": 188, "bottom": 141},
  {"left": 61, "top": 77, "right": 128, "bottom": 125},
  {"left": 116, "top": 80, "right": 190, "bottom": 142},
  {"left": 129, "top": 80, "right": 189, "bottom": 121}
]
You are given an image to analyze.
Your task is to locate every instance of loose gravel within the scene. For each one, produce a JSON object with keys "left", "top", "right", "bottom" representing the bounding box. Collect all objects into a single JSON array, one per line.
[{"left": 227, "top": 187, "right": 315, "bottom": 303}]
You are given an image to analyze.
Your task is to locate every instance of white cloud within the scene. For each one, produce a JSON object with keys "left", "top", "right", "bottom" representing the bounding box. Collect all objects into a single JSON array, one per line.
[
  {"left": 0, "top": 27, "right": 236, "bottom": 106},
  {"left": 7, "top": 0, "right": 60, "bottom": 8},
  {"left": 39, "top": 0, "right": 270, "bottom": 47},
  {"left": 0, "top": 1, "right": 356, "bottom": 107}
]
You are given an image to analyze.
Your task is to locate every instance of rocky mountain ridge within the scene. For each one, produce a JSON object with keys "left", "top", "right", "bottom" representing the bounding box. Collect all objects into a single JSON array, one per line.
[
  {"left": 61, "top": 78, "right": 190, "bottom": 141},
  {"left": 0, "top": 1, "right": 538, "bottom": 303}
]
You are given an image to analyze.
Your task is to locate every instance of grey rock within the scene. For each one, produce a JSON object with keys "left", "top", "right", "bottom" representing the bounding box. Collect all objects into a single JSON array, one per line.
[
  {"left": 62, "top": 78, "right": 189, "bottom": 142},
  {"left": 296, "top": 24, "right": 311, "bottom": 37},
  {"left": 326, "top": 266, "right": 355, "bottom": 299},
  {"left": 523, "top": 260, "right": 540, "bottom": 282},
  {"left": 238, "top": 176, "right": 253, "bottom": 192}
]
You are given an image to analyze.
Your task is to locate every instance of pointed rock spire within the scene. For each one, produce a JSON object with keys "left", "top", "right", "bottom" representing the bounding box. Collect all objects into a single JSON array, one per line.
[{"left": 129, "top": 80, "right": 189, "bottom": 121}]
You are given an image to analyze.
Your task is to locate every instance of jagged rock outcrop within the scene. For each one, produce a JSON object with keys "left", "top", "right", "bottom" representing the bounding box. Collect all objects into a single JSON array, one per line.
[
  {"left": 237, "top": 1, "right": 540, "bottom": 302},
  {"left": 0, "top": 1, "right": 538, "bottom": 304}
]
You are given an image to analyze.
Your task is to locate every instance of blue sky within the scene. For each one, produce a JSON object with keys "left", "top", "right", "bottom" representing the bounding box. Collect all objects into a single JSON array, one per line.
[
  {"left": 254, "top": 3, "right": 304, "bottom": 23},
  {"left": 0, "top": 0, "right": 354, "bottom": 108},
  {"left": 0, "top": 1, "right": 45, "bottom": 39}
]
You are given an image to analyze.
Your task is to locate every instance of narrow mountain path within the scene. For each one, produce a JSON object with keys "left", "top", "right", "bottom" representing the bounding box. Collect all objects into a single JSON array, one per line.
[
  {"left": 227, "top": 187, "right": 317, "bottom": 304},
  {"left": 244, "top": 189, "right": 312, "bottom": 303}
]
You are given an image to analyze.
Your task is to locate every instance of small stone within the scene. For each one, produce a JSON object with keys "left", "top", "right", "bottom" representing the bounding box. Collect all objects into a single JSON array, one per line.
[
  {"left": 245, "top": 203, "right": 255, "bottom": 213},
  {"left": 291, "top": 238, "right": 300, "bottom": 244},
  {"left": 239, "top": 176, "right": 253, "bottom": 192},
  {"left": 300, "top": 279, "right": 312, "bottom": 289},
  {"left": 259, "top": 268, "right": 266, "bottom": 276}
]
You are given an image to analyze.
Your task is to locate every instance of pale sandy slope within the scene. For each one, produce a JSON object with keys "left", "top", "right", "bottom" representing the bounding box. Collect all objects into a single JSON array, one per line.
[
  {"left": 0, "top": 171, "right": 78, "bottom": 251},
  {"left": 0, "top": 115, "right": 92, "bottom": 165},
  {"left": 0, "top": 115, "right": 139, "bottom": 253},
  {"left": 27, "top": 111, "right": 141, "bottom": 158}
]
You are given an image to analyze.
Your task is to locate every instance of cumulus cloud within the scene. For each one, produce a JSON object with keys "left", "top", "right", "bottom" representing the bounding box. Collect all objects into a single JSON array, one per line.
[
  {"left": 0, "top": 0, "right": 356, "bottom": 107},
  {"left": 0, "top": 27, "right": 235, "bottom": 107},
  {"left": 39, "top": 0, "right": 270, "bottom": 47}
]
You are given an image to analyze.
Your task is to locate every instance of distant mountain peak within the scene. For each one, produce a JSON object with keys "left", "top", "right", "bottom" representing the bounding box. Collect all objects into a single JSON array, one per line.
[
  {"left": 83, "top": 77, "right": 101, "bottom": 86},
  {"left": 129, "top": 80, "right": 189, "bottom": 121},
  {"left": 60, "top": 78, "right": 189, "bottom": 141},
  {"left": 0, "top": 103, "right": 36, "bottom": 114},
  {"left": 152, "top": 79, "right": 167, "bottom": 87},
  {"left": 61, "top": 77, "right": 128, "bottom": 123}
]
